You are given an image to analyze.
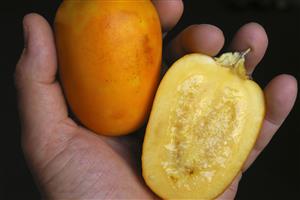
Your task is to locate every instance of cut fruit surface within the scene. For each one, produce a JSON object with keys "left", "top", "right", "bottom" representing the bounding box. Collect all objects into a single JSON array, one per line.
[{"left": 142, "top": 52, "right": 265, "bottom": 199}]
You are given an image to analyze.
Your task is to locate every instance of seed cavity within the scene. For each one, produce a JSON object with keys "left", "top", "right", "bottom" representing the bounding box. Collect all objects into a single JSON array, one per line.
[{"left": 161, "top": 75, "right": 245, "bottom": 188}]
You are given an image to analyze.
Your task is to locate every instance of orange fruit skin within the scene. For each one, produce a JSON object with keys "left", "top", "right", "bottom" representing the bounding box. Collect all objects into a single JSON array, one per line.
[{"left": 55, "top": 0, "right": 162, "bottom": 136}]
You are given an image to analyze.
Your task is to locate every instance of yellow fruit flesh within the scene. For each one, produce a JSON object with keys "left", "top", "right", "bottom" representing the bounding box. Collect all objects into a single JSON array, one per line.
[{"left": 142, "top": 52, "right": 265, "bottom": 199}]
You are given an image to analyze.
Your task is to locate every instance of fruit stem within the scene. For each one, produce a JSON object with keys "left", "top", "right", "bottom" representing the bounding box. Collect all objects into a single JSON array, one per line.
[
  {"left": 241, "top": 48, "right": 251, "bottom": 58},
  {"left": 215, "top": 48, "right": 251, "bottom": 79}
]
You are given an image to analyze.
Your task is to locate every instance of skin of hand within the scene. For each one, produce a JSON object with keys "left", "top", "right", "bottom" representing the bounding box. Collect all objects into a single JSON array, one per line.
[{"left": 15, "top": 1, "right": 297, "bottom": 199}]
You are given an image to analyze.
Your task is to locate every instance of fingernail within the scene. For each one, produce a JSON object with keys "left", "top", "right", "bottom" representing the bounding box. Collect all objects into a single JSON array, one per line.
[{"left": 23, "top": 18, "right": 29, "bottom": 49}]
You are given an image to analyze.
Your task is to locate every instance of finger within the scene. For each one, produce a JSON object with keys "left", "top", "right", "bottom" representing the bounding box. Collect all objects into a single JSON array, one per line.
[
  {"left": 230, "top": 22, "right": 268, "bottom": 74},
  {"left": 15, "top": 14, "right": 74, "bottom": 145},
  {"left": 165, "top": 24, "right": 225, "bottom": 63},
  {"left": 152, "top": 0, "right": 184, "bottom": 33},
  {"left": 242, "top": 74, "right": 298, "bottom": 171},
  {"left": 217, "top": 173, "right": 242, "bottom": 200}
]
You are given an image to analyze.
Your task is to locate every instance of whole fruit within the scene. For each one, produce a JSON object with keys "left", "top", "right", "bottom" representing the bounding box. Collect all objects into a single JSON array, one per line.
[{"left": 55, "top": 0, "right": 162, "bottom": 136}]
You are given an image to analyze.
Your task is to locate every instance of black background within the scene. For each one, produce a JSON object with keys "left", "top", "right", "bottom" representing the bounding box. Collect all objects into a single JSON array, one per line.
[{"left": 1, "top": 0, "right": 299, "bottom": 199}]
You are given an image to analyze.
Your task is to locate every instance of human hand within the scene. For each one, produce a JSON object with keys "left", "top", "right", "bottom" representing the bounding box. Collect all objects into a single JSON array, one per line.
[{"left": 15, "top": 1, "right": 297, "bottom": 199}]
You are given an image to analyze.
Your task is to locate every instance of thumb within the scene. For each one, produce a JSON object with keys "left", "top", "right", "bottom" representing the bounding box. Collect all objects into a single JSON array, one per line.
[
  {"left": 16, "top": 13, "right": 57, "bottom": 86},
  {"left": 15, "top": 14, "right": 73, "bottom": 155}
]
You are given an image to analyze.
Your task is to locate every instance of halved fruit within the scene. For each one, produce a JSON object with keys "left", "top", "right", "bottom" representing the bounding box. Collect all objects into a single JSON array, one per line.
[{"left": 142, "top": 51, "right": 265, "bottom": 199}]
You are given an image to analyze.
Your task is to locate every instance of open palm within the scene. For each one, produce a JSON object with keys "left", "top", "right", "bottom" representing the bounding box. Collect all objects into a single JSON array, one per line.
[{"left": 15, "top": 1, "right": 297, "bottom": 199}]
